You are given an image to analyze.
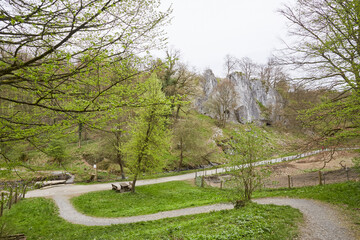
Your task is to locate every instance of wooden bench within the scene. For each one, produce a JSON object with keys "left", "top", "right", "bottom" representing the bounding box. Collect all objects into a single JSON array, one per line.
[{"left": 111, "top": 182, "right": 133, "bottom": 193}]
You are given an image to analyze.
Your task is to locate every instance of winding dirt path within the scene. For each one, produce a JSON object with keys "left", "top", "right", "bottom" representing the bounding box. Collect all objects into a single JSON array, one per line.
[
  {"left": 49, "top": 194, "right": 356, "bottom": 240},
  {"left": 53, "top": 195, "right": 233, "bottom": 226},
  {"left": 254, "top": 198, "right": 356, "bottom": 240}
]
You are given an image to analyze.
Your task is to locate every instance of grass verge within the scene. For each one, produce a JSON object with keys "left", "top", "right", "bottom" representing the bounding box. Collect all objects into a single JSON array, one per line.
[{"left": 71, "top": 181, "right": 231, "bottom": 217}]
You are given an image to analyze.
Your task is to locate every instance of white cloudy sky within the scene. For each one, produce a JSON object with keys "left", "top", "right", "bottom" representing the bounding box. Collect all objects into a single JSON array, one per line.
[{"left": 158, "top": 0, "right": 293, "bottom": 77}]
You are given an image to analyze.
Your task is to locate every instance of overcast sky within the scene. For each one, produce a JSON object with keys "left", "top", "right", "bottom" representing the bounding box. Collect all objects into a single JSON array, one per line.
[{"left": 158, "top": 0, "right": 293, "bottom": 77}]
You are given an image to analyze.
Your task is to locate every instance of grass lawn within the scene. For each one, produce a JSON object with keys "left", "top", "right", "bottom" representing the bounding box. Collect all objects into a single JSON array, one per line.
[
  {"left": 1, "top": 198, "right": 301, "bottom": 240},
  {"left": 71, "top": 181, "right": 232, "bottom": 217}
]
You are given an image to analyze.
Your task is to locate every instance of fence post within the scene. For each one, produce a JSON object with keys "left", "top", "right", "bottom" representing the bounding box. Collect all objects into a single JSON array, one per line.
[
  {"left": 201, "top": 176, "right": 204, "bottom": 187},
  {"left": 22, "top": 184, "right": 27, "bottom": 198},
  {"left": 1, "top": 192, "right": 4, "bottom": 217},
  {"left": 346, "top": 167, "right": 349, "bottom": 181},
  {"left": 220, "top": 180, "right": 223, "bottom": 189},
  {"left": 195, "top": 171, "right": 197, "bottom": 179},
  {"left": 288, "top": 175, "right": 291, "bottom": 189},
  {"left": 318, "top": 171, "right": 323, "bottom": 185},
  {"left": 94, "top": 164, "right": 98, "bottom": 182},
  {"left": 8, "top": 187, "right": 13, "bottom": 209},
  {"left": 14, "top": 187, "right": 18, "bottom": 203}
]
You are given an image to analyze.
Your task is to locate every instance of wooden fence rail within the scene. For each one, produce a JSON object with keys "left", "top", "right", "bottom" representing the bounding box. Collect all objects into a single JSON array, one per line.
[{"left": 0, "top": 184, "right": 27, "bottom": 217}]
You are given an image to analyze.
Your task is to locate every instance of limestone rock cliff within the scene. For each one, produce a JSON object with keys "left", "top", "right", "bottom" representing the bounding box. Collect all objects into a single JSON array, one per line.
[{"left": 195, "top": 70, "right": 283, "bottom": 124}]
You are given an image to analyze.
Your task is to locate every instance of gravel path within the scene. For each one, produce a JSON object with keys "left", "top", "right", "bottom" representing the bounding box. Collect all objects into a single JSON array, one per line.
[
  {"left": 52, "top": 195, "right": 233, "bottom": 226},
  {"left": 254, "top": 198, "right": 356, "bottom": 240},
  {"left": 51, "top": 195, "right": 356, "bottom": 240}
]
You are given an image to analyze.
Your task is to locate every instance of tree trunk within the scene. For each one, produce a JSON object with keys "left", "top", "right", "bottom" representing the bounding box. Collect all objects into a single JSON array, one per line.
[
  {"left": 131, "top": 110, "right": 153, "bottom": 193},
  {"left": 178, "top": 137, "right": 183, "bottom": 171},
  {"left": 131, "top": 174, "right": 137, "bottom": 193},
  {"left": 78, "top": 122, "right": 83, "bottom": 148},
  {"left": 117, "top": 150, "right": 126, "bottom": 180},
  {"left": 115, "top": 131, "right": 126, "bottom": 179},
  {"left": 175, "top": 104, "right": 181, "bottom": 119}
]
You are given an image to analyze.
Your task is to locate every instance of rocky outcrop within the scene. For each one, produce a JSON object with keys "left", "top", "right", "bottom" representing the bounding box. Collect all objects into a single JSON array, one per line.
[
  {"left": 195, "top": 70, "right": 283, "bottom": 124},
  {"left": 195, "top": 69, "right": 218, "bottom": 115},
  {"left": 203, "top": 69, "right": 218, "bottom": 97}
]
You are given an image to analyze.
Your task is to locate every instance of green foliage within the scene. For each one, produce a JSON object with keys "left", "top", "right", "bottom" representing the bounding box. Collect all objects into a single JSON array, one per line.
[
  {"left": 352, "top": 150, "right": 360, "bottom": 174},
  {"left": 0, "top": 0, "right": 171, "bottom": 175},
  {"left": 45, "top": 139, "right": 67, "bottom": 165},
  {"left": 227, "top": 125, "right": 271, "bottom": 203},
  {"left": 0, "top": 218, "right": 14, "bottom": 239},
  {"left": 172, "top": 116, "right": 219, "bottom": 170},
  {"left": 300, "top": 91, "right": 360, "bottom": 147},
  {"left": 256, "top": 100, "right": 270, "bottom": 119}
]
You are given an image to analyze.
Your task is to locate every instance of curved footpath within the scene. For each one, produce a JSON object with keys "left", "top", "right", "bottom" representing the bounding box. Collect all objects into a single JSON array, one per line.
[
  {"left": 25, "top": 149, "right": 358, "bottom": 239},
  {"left": 49, "top": 195, "right": 357, "bottom": 239},
  {"left": 53, "top": 195, "right": 233, "bottom": 226},
  {"left": 254, "top": 198, "right": 356, "bottom": 240}
]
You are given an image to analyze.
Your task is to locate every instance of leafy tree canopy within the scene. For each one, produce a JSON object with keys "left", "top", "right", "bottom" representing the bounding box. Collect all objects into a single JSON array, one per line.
[{"left": 0, "top": 0, "right": 171, "bottom": 143}]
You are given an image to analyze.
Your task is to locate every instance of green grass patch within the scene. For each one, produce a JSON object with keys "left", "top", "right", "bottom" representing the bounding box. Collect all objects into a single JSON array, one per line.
[
  {"left": 254, "top": 181, "right": 360, "bottom": 208},
  {"left": 71, "top": 181, "right": 232, "bottom": 217},
  {"left": 2, "top": 197, "right": 301, "bottom": 240}
]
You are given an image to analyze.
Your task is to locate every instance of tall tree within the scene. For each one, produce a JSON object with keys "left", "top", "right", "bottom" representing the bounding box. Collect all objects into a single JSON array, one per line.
[
  {"left": 280, "top": 0, "right": 360, "bottom": 146},
  {"left": 158, "top": 49, "right": 200, "bottom": 118},
  {"left": 125, "top": 74, "right": 172, "bottom": 192}
]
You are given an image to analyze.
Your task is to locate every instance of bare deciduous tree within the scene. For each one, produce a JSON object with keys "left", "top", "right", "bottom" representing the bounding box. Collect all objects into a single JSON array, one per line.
[
  {"left": 206, "top": 79, "right": 237, "bottom": 128},
  {"left": 258, "top": 58, "right": 288, "bottom": 89},
  {"left": 223, "top": 54, "right": 239, "bottom": 77},
  {"left": 238, "top": 57, "right": 257, "bottom": 80}
]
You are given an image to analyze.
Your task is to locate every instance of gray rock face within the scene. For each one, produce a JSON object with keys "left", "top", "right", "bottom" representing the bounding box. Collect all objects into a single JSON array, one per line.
[
  {"left": 195, "top": 70, "right": 283, "bottom": 124},
  {"left": 203, "top": 69, "right": 218, "bottom": 97},
  {"left": 195, "top": 69, "right": 218, "bottom": 115}
]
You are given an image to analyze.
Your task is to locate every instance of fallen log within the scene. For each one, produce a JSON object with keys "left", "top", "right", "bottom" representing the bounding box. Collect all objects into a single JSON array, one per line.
[
  {"left": 0, "top": 233, "right": 27, "bottom": 240},
  {"left": 34, "top": 180, "right": 66, "bottom": 189}
]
